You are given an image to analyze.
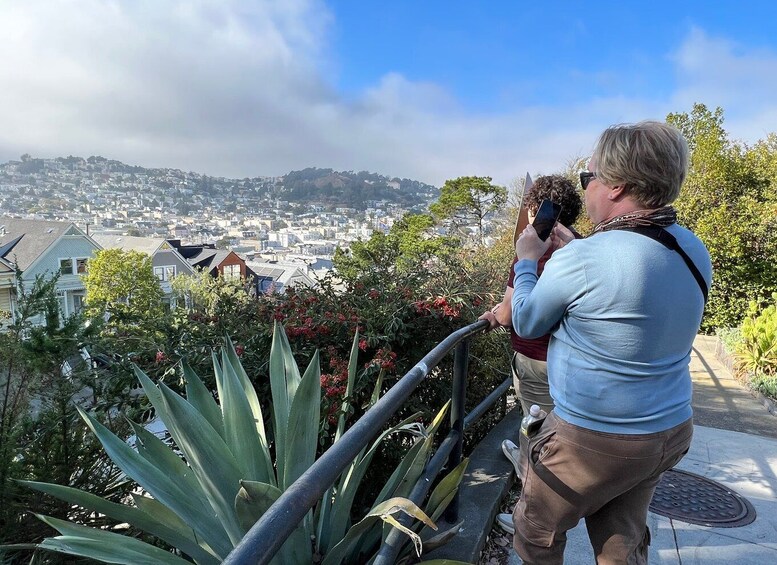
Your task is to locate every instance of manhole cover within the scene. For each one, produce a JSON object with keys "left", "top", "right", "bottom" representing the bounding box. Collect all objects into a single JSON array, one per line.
[{"left": 649, "top": 468, "right": 756, "bottom": 528}]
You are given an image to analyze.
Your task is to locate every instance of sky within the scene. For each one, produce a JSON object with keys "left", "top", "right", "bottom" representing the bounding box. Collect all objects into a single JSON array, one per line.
[{"left": 1, "top": 0, "right": 777, "bottom": 187}]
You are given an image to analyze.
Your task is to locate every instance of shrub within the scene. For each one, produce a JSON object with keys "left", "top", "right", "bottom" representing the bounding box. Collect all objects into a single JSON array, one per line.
[
  {"left": 18, "top": 326, "right": 468, "bottom": 564},
  {"left": 737, "top": 294, "right": 777, "bottom": 378}
]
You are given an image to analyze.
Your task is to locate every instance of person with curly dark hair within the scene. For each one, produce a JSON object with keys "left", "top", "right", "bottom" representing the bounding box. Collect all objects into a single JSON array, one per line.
[
  {"left": 522, "top": 174, "right": 583, "bottom": 230},
  {"left": 479, "top": 175, "right": 582, "bottom": 520},
  {"left": 481, "top": 174, "right": 582, "bottom": 416}
]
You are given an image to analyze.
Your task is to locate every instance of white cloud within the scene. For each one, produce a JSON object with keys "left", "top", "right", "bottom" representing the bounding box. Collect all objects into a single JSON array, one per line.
[
  {"left": 1, "top": 5, "right": 776, "bottom": 188},
  {"left": 671, "top": 27, "right": 777, "bottom": 142}
]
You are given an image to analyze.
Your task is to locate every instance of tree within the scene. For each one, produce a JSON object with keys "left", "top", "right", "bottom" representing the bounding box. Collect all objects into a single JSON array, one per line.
[
  {"left": 667, "top": 104, "right": 777, "bottom": 330},
  {"left": 83, "top": 249, "right": 164, "bottom": 327},
  {"left": 430, "top": 176, "right": 507, "bottom": 245},
  {"left": 333, "top": 213, "right": 454, "bottom": 282},
  {"left": 0, "top": 269, "right": 127, "bottom": 559}
]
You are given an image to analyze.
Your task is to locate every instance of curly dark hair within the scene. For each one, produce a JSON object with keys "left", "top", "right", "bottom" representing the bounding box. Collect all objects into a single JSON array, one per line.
[{"left": 524, "top": 174, "right": 582, "bottom": 227}]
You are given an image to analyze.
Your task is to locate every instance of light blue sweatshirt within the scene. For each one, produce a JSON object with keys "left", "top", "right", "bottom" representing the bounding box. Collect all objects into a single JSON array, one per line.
[{"left": 511, "top": 224, "right": 712, "bottom": 434}]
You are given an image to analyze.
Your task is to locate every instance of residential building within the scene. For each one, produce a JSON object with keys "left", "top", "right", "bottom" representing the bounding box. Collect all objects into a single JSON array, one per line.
[{"left": 0, "top": 217, "right": 100, "bottom": 327}]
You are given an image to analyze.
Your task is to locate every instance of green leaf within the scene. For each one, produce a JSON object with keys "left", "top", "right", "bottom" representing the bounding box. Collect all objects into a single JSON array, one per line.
[
  {"left": 269, "top": 321, "right": 299, "bottom": 483},
  {"left": 393, "top": 402, "right": 451, "bottom": 500},
  {"left": 127, "top": 421, "right": 202, "bottom": 498},
  {"left": 183, "top": 359, "right": 224, "bottom": 439},
  {"left": 425, "top": 458, "right": 469, "bottom": 522},
  {"left": 131, "top": 494, "right": 220, "bottom": 563},
  {"left": 35, "top": 514, "right": 193, "bottom": 565},
  {"left": 224, "top": 335, "right": 274, "bottom": 483},
  {"left": 418, "top": 521, "right": 465, "bottom": 555},
  {"left": 324, "top": 413, "right": 423, "bottom": 554},
  {"left": 369, "top": 369, "right": 384, "bottom": 407},
  {"left": 333, "top": 330, "right": 360, "bottom": 443},
  {"left": 219, "top": 348, "right": 273, "bottom": 484},
  {"left": 234, "top": 480, "right": 283, "bottom": 532},
  {"left": 19, "top": 481, "right": 218, "bottom": 564},
  {"left": 134, "top": 365, "right": 168, "bottom": 422},
  {"left": 75, "top": 407, "right": 233, "bottom": 557},
  {"left": 234, "top": 481, "right": 312, "bottom": 564},
  {"left": 322, "top": 498, "right": 435, "bottom": 565},
  {"left": 373, "top": 428, "right": 428, "bottom": 506},
  {"left": 283, "top": 350, "right": 321, "bottom": 489},
  {"left": 157, "top": 382, "right": 246, "bottom": 545}
]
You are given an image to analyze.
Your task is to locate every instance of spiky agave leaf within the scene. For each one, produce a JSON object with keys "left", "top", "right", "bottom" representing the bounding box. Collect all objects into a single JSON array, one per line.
[
  {"left": 321, "top": 498, "right": 435, "bottom": 565},
  {"left": 218, "top": 347, "right": 273, "bottom": 484},
  {"left": 234, "top": 480, "right": 312, "bottom": 564},
  {"left": 35, "top": 514, "right": 194, "bottom": 565},
  {"left": 321, "top": 412, "right": 424, "bottom": 555},
  {"left": 283, "top": 350, "right": 321, "bottom": 490},
  {"left": 269, "top": 320, "right": 302, "bottom": 484},
  {"left": 223, "top": 335, "right": 275, "bottom": 482},
  {"left": 19, "top": 482, "right": 218, "bottom": 565},
  {"left": 75, "top": 406, "right": 233, "bottom": 558}
]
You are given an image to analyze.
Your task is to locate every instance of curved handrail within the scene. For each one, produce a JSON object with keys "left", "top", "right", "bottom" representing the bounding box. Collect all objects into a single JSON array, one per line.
[{"left": 223, "top": 319, "right": 492, "bottom": 565}]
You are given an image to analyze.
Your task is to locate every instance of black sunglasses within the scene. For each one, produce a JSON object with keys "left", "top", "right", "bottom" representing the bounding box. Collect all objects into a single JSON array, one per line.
[{"left": 579, "top": 171, "right": 597, "bottom": 190}]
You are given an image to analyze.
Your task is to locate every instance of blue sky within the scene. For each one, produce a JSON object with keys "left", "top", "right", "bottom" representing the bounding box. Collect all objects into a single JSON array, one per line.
[
  {"left": 1, "top": 1, "right": 776, "bottom": 187},
  {"left": 330, "top": 2, "right": 777, "bottom": 110}
]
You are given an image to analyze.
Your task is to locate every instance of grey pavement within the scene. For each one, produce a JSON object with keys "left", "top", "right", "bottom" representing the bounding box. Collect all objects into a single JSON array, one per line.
[{"left": 427, "top": 335, "right": 777, "bottom": 563}]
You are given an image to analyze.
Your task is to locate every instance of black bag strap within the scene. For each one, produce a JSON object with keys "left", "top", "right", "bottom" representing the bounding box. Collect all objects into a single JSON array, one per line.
[{"left": 618, "top": 226, "right": 708, "bottom": 303}]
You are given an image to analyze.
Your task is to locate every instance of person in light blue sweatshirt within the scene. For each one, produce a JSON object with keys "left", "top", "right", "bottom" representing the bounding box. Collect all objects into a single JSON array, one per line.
[{"left": 509, "top": 121, "right": 712, "bottom": 565}]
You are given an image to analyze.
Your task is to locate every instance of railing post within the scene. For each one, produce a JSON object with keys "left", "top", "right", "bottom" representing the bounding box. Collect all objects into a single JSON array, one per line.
[{"left": 445, "top": 338, "right": 469, "bottom": 522}]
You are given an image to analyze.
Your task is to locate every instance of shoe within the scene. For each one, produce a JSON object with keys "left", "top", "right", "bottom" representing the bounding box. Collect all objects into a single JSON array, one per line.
[
  {"left": 501, "top": 438, "right": 522, "bottom": 479},
  {"left": 496, "top": 512, "right": 515, "bottom": 535}
]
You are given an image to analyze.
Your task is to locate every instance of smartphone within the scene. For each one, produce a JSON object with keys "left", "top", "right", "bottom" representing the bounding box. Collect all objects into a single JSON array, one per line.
[{"left": 532, "top": 199, "right": 563, "bottom": 241}]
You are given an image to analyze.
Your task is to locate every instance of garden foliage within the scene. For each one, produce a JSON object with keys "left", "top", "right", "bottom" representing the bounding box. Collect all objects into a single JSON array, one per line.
[
  {"left": 667, "top": 104, "right": 777, "bottom": 331},
  {"left": 19, "top": 326, "right": 468, "bottom": 564}
]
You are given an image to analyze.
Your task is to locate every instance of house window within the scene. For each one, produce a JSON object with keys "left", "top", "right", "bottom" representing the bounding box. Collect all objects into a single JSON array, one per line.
[
  {"left": 73, "top": 293, "right": 85, "bottom": 314},
  {"left": 223, "top": 264, "right": 241, "bottom": 280},
  {"left": 154, "top": 265, "right": 177, "bottom": 282},
  {"left": 59, "top": 258, "right": 73, "bottom": 275},
  {"left": 76, "top": 258, "right": 88, "bottom": 274},
  {"left": 57, "top": 290, "right": 67, "bottom": 317}
]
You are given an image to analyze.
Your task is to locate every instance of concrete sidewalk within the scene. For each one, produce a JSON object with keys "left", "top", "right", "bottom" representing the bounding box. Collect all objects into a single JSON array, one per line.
[{"left": 427, "top": 335, "right": 777, "bottom": 563}]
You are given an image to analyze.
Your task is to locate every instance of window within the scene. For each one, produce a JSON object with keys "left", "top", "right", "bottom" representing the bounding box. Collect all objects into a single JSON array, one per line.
[
  {"left": 73, "top": 293, "right": 85, "bottom": 314},
  {"left": 154, "top": 265, "right": 176, "bottom": 282},
  {"left": 76, "top": 258, "right": 88, "bottom": 274},
  {"left": 223, "top": 264, "right": 241, "bottom": 280},
  {"left": 57, "top": 290, "right": 67, "bottom": 317},
  {"left": 59, "top": 258, "right": 73, "bottom": 274}
]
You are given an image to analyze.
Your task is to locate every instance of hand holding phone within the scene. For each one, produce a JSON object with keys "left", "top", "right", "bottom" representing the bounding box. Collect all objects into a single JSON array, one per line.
[{"left": 531, "top": 199, "right": 563, "bottom": 241}]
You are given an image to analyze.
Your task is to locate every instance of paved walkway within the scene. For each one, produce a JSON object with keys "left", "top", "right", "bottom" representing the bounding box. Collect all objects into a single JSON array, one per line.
[{"left": 427, "top": 335, "right": 777, "bottom": 564}]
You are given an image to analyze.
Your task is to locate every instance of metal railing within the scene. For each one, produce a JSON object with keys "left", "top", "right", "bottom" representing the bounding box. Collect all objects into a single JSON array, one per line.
[{"left": 223, "top": 319, "right": 511, "bottom": 564}]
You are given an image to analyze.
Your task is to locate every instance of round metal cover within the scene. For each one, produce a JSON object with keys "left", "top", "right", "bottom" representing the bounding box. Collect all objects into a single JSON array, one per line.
[{"left": 649, "top": 468, "right": 756, "bottom": 528}]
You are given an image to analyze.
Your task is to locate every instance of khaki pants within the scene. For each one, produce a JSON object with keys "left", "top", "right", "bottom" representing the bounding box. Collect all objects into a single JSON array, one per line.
[
  {"left": 512, "top": 351, "right": 554, "bottom": 417},
  {"left": 513, "top": 412, "right": 693, "bottom": 565}
]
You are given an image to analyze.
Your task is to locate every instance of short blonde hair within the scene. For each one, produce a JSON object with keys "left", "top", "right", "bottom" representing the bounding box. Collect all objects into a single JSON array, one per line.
[{"left": 592, "top": 121, "right": 688, "bottom": 207}]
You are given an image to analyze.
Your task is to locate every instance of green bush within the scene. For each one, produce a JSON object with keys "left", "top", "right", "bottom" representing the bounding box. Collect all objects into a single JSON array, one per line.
[
  {"left": 737, "top": 294, "right": 777, "bottom": 378},
  {"left": 17, "top": 326, "right": 468, "bottom": 564}
]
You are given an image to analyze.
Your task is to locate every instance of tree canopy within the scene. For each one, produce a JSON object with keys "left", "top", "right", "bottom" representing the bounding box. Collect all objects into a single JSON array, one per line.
[
  {"left": 668, "top": 103, "right": 777, "bottom": 330},
  {"left": 83, "top": 249, "right": 164, "bottom": 326},
  {"left": 430, "top": 176, "right": 507, "bottom": 245}
]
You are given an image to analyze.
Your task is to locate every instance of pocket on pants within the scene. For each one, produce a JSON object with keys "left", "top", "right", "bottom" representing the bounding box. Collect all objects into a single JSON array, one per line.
[
  {"left": 516, "top": 512, "right": 556, "bottom": 548},
  {"left": 528, "top": 422, "right": 556, "bottom": 466}
]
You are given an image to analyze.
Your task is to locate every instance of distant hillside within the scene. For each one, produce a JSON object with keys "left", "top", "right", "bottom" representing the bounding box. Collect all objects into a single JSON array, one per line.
[
  {"left": 0, "top": 156, "right": 438, "bottom": 214},
  {"left": 279, "top": 167, "right": 438, "bottom": 209}
]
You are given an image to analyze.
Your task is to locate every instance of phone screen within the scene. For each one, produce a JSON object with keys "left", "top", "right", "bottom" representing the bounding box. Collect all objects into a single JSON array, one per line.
[{"left": 532, "top": 199, "right": 563, "bottom": 241}]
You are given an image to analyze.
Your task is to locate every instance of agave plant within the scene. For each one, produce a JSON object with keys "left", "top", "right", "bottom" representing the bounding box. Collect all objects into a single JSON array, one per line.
[{"left": 17, "top": 322, "right": 468, "bottom": 564}]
